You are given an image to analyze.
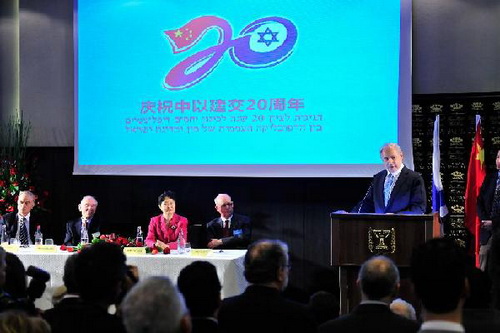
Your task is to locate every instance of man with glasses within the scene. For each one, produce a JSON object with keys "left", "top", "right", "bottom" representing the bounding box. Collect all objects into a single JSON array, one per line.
[{"left": 206, "top": 193, "right": 251, "bottom": 249}]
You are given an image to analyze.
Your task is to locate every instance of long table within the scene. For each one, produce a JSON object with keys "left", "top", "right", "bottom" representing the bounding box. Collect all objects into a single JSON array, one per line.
[{"left": 14, "top": 248, "right": 248, "bottom": 310}]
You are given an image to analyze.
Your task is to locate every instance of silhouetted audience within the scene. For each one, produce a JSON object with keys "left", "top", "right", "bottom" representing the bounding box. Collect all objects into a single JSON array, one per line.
[
  {"left": 0, "top": 310, "right": 51, "bottom": 333},
  {"left": 42, "top": 242, "right": 127, "bottom": 333},
  {"left": 178, "top": 260, "right": 221, "bottom": 333},
  {"left": 0, "top": 247, "right": 38, "bottom": 315},
  {"left": 4, "top": 252, "right": 28, "bottom": 300},
  {"left": 121, "top": 276, "right": 191, "bottom": 333},
  {"left": 43, "top": 253, "right": 81, "bottom": 326},
  {"left": 307, "top": 290, "right": 340, "bottom": 325},
  {"left": 462, "top": 260, "right": 500, "bottom": 332},
  {"left": 218, "top": 239, "right": 317, "bottom": 333},
  {"left": 411, "top": 237, "right": 467, "bottom": 332},
  {"left": 319, "top": 255, "right": 419, "bottom": 333}
]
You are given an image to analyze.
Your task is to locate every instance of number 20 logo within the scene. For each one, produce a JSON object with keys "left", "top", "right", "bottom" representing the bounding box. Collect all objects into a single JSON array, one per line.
[{"left": 164, "top": 16, "right": 298, "bottom": 90}]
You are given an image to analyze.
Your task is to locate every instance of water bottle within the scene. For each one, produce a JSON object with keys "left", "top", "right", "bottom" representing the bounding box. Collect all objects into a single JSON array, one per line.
[
  {"left": 81, "top": 220, "right": 89, "bottom": 245},
  {"left": 177, "top": 229, "right": 185, "bottom": 254},
  {"left": 136, "top": 226, "right": 144, "bottom": 246},
  {"left": 34, "top": 225, "right": 43, "bottom": 245},
  {"left": 0, "top": 224, "right": 8, "bottom": 245}
]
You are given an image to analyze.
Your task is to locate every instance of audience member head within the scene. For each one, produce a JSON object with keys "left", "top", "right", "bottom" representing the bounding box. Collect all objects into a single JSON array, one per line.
[
  {"left": 244, "top": 239, "right": 290, "bottom": 291},
  {"left": 4, "top": 252, "right": 27, "bottom": 299},
  {"left": 380, "top": 143, "right": 404, "bottom": 173},
  {"left": 78, "top": 195, "right": 98, "bottom": 220},
  {"left": 121, "top": 276, "right": 191, "bottom": 333},
  {"left": 411, "top": 237, "right": 468, "bottom": 317},
  {"left": 177, "top": 260, "right": 221, "bottom": 318},
  {"left": 74, "top": 242, "right": 127, "bottom": 306},
  {"left": 0, "top": 247, "right": 7, "bottom": 289},
  {"left": 357, "top": 255, "right": 400, "bottom": 302},
  {"left": 390, "top": 298, "right": 417, "bottom": 320},
  {"left": 463, "top": 261, "right": 491, "bottom": 309},
  {"left": 63, "top": 253, "right": 80, "bottom": 295},
  {"left": 17, "top": 191, "right": 36, "bottom": 217},
  {"left": 214, "top": 193, "right": 234, "bottom": 219},
  {"left": 307, "top": 290, "right": 340, "bottom": 325},
  {"left": 0, "top": 310, "right": 51, "bottom": 333}
]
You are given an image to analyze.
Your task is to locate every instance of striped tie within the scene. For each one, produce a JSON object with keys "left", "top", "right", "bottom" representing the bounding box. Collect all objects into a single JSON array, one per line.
[{"left": 19, "top": 217, "right": 29, "bottom": 246}]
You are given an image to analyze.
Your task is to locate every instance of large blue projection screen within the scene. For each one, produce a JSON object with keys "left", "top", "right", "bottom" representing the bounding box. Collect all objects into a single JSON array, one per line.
[{"left": 74, "top": 0, "right": 412, "bottom": 177}]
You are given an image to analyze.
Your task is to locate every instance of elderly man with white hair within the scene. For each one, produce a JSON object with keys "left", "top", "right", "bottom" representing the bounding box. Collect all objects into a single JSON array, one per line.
[{"left": 206, "top": 193, "right": 251, "bottom": 249}]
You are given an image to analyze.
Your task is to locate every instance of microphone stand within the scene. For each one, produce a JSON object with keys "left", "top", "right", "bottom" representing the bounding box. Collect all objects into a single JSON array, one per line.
[{"left": 357, "top": 182, "right": 373, "bottom": 213}]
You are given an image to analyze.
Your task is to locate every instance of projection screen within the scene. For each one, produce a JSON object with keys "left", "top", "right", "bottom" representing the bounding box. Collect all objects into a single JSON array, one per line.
[{"left": 74, "top": 0, "right": 412, "bottom": 177}]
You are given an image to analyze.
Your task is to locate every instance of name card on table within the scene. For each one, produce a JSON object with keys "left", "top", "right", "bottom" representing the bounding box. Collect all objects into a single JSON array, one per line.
[
  {"left": 2, "top": 244, "right": 19, "bottom": 253},
  {"left": 123, "top": 247, "right": 147, "bottom": 255},
  {"left": 35, "top": 245, "right": 58, "bottom": 253},
  {"left": 190, "top": 249, "right": 212, "bottom": 257}
]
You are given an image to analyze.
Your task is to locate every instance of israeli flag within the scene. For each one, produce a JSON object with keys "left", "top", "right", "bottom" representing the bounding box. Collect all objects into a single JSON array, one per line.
[{"left": 432, "top": 115, "right": 449, "bottom": 217}]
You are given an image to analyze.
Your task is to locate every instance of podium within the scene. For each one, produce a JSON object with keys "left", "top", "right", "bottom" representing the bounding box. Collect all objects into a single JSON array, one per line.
[{"left": 330, "top": 213, "right": 433, "bottom": 314}]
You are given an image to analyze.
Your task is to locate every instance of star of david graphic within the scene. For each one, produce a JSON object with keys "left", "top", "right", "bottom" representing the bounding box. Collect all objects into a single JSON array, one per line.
[{"left": 257, "top": 27, "right": 279, "bottom": 47}]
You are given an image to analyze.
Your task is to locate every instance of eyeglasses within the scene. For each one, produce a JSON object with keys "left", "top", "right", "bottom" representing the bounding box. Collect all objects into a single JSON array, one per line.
[{"left": 220, "top": 202, "right": 234, "bottom": 207}]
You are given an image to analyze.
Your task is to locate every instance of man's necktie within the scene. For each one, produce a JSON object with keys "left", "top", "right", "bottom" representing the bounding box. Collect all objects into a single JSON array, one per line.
[
  {"left": 222, "top": 220, "right": 231, "bottom": 238},
  {"left": 19, "top": 217, "right": 29, "bottom": 246},
  {"left": 491, "top": 177, "right": 500, "bottom": 218},
  {"left": 384, "top": 174, "right": 395, "bottom": 207}
]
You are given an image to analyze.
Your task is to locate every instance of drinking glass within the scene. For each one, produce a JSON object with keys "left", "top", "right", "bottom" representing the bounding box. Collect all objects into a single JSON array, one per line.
[
  {"left": 9, "top": 238, "right": 19, "bottom": 245},
  {"left": 185, "top": 242, "right": 191, "bottom": 253},
  {"left": 45, "top": 239, "right": 54, "bottom": 246}
]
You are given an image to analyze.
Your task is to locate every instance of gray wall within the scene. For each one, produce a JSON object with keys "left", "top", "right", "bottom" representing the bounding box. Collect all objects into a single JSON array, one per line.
[{"left": 1, "top": 0, "right": 500, "bottom": 146}]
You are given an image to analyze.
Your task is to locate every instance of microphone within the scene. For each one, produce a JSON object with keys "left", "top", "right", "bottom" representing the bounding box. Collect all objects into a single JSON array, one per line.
[{"left": 357, "top": 182, "right": 373, "bottom": 213}]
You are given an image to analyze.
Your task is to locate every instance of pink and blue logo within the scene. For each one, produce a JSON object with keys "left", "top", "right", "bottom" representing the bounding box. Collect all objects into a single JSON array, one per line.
[{"left": 164, "top": 16, "right": 298, "bottom": 90}]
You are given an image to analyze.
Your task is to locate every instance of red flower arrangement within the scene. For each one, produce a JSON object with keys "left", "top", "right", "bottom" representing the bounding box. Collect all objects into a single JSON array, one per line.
[{"left": 0, "top": 115, "right": 49, "bottom": 216}]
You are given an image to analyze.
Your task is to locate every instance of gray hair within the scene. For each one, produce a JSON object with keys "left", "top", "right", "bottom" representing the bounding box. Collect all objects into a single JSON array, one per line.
[
  {"left": 358, "top": 255, "right": 400, "bottom": 300},
  {"left": 121, "top": 276, "right": 188, "bottom": 333},
  {"left": 214, "top": 193, "right": 231, "bottom": 206},
  {"left": 379, "top": 143, "right": 403, "bottom": 155}
]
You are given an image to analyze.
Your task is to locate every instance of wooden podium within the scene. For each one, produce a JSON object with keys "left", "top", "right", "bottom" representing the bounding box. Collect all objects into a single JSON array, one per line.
[{"left": 330, "top": 213, "right": 433, "bottom": 314}]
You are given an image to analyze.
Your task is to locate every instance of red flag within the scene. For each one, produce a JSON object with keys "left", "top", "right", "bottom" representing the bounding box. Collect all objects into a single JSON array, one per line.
[{"left": 464, "top": 115, "right": 486, "bottom": 267}]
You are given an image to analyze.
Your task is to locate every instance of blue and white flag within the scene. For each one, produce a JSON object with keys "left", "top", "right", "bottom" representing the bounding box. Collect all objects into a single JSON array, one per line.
[{"left": 432, "top": 115, "right": 448, "bottom": 217}]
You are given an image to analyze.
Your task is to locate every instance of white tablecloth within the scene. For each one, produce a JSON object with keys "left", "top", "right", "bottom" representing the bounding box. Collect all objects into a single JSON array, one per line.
[{"left": 14, "top": 248, "right": 247, "bottom": 310}]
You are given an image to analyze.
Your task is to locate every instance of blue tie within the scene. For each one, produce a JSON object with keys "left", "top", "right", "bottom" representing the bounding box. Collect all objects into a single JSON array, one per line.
[{"left": 384, "top": 174, "right": 395, "bottom": 207}]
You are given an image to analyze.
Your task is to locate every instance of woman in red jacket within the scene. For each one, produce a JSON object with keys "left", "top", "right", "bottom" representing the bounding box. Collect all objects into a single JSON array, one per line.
[{"left": 145, "top": 190, "right": 188, "bottom": 251}]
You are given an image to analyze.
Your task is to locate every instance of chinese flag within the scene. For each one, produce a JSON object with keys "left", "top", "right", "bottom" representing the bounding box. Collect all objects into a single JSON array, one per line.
[{"left": 464, "top": 115, "right": 486, "bottom": 267}]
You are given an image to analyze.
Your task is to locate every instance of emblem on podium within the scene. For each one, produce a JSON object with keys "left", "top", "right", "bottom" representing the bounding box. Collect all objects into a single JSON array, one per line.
[{"left": 368, "top": 227, "right": 396, "bottom": 254}]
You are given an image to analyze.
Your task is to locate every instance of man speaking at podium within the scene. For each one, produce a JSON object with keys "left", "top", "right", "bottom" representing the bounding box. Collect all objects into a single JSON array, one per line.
[{"left": 352, "top": 143, "right": 426, "bottom": 214}]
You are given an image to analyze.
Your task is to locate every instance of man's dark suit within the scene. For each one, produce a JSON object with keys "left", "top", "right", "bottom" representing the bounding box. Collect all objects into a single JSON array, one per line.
[
  {"left": 42, "top": 297, "right": 126, "bottom": 333},
  {"left": 319, "top": 303, "right": 419, "bottom": 333},
  {"left": 477, "top": 171, "right": 500, "bottom": 245},
  {"left": 218, "top": 285, "right": 317, "bottom": 333},
  {"left": 2, "top": 210, "right": 50, "bottom": 244},
  {"left": 355, "top": 166, "right": 427, "bottom": 214},
  {"left": 206, "top": 213, "right": 251, "bottom": 249},
  {"left": 63, "top": 216, "right": 102, "bottom": 246}
]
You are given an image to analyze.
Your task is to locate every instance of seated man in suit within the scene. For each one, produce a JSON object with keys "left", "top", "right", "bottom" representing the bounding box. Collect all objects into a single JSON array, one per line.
[
  {"left": 353, "top": 143, "right": 427, "bottom": 214},
  {"left": 64, "top": 195, "right": 102, "bottom": 246},
  {"left": 319, "top": 255, "right": 419, "bottom": 333},
  {"left": 206, "top": 193, "right": 251, "bottom": 249},
  {"left": 2, "top": 190, "right": 49, "bottom": 246},
  {"left": 218, "top": 239, "right": 317, "bottom": 333}
]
